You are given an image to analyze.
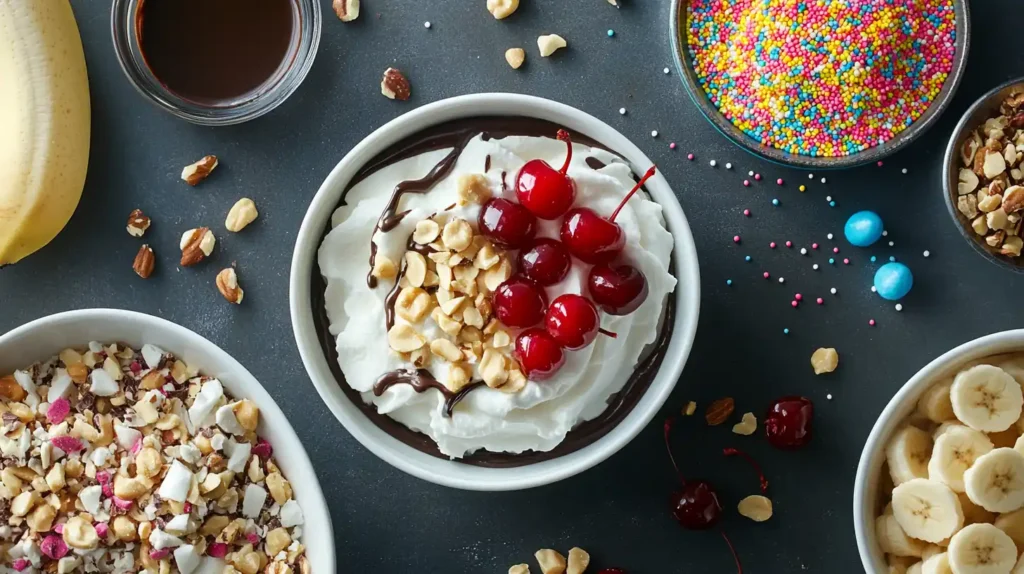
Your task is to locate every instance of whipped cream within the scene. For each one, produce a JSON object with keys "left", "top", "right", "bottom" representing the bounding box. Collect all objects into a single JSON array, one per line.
[{"left": 319, "top": 133, "right": 676, "bottom": 458}]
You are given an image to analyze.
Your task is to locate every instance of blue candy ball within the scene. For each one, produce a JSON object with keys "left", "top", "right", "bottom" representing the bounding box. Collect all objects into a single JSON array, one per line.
[
  {"left": 874, "top": 262, "right": 913, "bottom": 301},
  {"left": 844, "top": 210, "right": 884, "bottom": 247}
]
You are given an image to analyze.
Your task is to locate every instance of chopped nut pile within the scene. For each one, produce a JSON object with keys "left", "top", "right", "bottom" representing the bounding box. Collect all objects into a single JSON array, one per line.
[
  {"left": 0, "top": 343, "right": 308, "bottom": 574},
  {"left": 378, "top": 177, "right": 529, "bottom": 395},
  {"left": 954, "top": 91, "right": 1024, "bottom": 258},
  {"left": 509, "top": 546, "right": 598, "bottom": 574}
]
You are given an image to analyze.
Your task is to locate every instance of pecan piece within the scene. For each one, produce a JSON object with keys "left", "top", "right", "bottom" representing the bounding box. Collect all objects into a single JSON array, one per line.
[
  {"left": 126, "top": 209, "right": 151, "bottom": 237},
  {"left": 705, "top": 397, "right": 735, "bottom": 426},
  {"left": 179, "top": 227, "right": 215, "bottom": 266},
  {"left": 133, "top": 245, "right": 155, "bottom": 279},
  {"left": 332, "top": 0, "right": 359, "bottom": 21},
  {"left": 380, "top": 68, "right": 411, "bottom": 101},
  {"left": 216, "top": 268, "right": 244, "bottom": 304},
  {"left": 181, "top": 155, "right": 218, "bottom": 186}
]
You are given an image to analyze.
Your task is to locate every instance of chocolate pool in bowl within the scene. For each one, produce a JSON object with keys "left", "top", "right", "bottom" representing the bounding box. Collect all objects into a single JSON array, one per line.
[{"left": 290, "top": 94, "right": 700, "bottom": 491}]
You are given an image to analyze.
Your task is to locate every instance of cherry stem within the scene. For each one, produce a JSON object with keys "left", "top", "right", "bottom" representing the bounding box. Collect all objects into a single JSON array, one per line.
[
  {"left": 720, "top": 531, "right": 743, "bottom": 574},
  {"left": 556, "top": 129, "right": 573, "bottom": 174},
  {"left": 663, "top": 417, "right": 684, "bottom": 484},
  {"left": 598, "top": 328, "right": 618, "bottom": 338},
  {"left": 723, "top": 447, "right": 769, "bottom": 494},
  {"left": 609, "top": 166, "right": 657, "bottom": 223}
]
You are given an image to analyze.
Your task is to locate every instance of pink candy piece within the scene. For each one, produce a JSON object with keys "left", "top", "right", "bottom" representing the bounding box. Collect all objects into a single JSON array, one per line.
[
  {"left": 102, "top": 484, "right": 115, "bottom": 498},
  {"left": 54, "top": 524, "right": 64, "bottom": 534},
  {"left": 817, "top": 298, "right": 824, "bottom": 305},
  {"left": 877, "top": 161, "right": 884, "bottom": 167},
  {"left": 869, "top": 319, "right": 876, "bottom": 326},
  {"left": 754, "top": 173, "right": 761, "bottom": 180},
  {"left": 743, "top": 179, "right": 751, "bottom": 187},
  {"left": 812, "top": 243, "right": 819, "bottom": 249},
  {"left": 795, "top": 294, "right": 802, "bottom": 301},
  {"left": 208, "top": 543, "right": 229, "bottom": 558},
  {"left": 11, "top": 559, "right": 29, "bottom": 572},
  {"left": 96, "top": 471, "right": 111, "bottom": 485},
  {"left": 252, "top": 438, "right": 273, "bottom": 460},
  {"left": 129, "top": 361, "right": 142, "bottom": 374},
  {"left": 95, "top": 523, "right": 109, "bottom": 539},
  {"left": 50, "top": 436, "right": 84, "bottom": 453},
  {"left": 833, "top": 247, "right": 840, "bottom": 253},
  {"left": 791, "top": 301, "right": 798, "bottom": 308},
  {"left": 770, "top": 242, "right": 776, "bottom": 249},
  {"left": 131, "top": 439, "right": 142, "bottom": 455},
  {"left": 687, "top": 153, "right": 695, "bottom": 160},
  {"left": 47, "top": 397, "right": 70, "bottom": 424},
  {"left": 41, "top": 535, "right": 69, "bottom": 560},
  {"left": 785, "top": 241, "right": 792, "bottom": 248},
  {"left": 149, "top": 548, "right": 171, "bottom": 560},
  {"left": 669, "top": 142, "right": 677, "bottom": 150},
  {"left": 111, "top": 496, "right": 133, "bottom": 510},
  {"left": 762, "top": 272, "right": 770, "bottom": 279},
  {"left": 733, "top": 235, "right": 741, "bottom": 243},
  {"left": 743, "top": 209, "right": 751, "bottom": 216},
  {"left": 776, "top": 178, "right": 784, "bottom": 185},
  {"left": 843, "top": 258, "right": 850, "bottom": 265},
  {"left": 246, "top": 533, "right": 260, "bottom": 545},
  {"left": 183, "top": 502, "right": 192, "bottom": 514}
]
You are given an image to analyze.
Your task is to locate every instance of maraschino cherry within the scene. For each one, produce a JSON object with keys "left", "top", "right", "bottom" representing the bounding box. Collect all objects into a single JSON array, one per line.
[
  {"left": 764, "top": 396, "right": 814, "bottom": 449},
  {"left": 518, "top": 238, "right": 571, "bottom": 286},
  {"left": 493, "top": 277, "right": 547, "bottom": 328},
  {"left": 545, "top": 294, "right": 600, "bottom": 350},
  {"left": 515, "top": 130, "right": 577, "bottom": 220},
  {"left": 514, "top": 328, "right": 565, "bottom": 380},
  {"left": 478, "top": 198, "right": 536, "bottom": 249},
  {"left": 588, "top": 264, "right": 648, "bottom": 315},
  {"left": 560, "top": 166, "right": 657, "bottom": 264}
]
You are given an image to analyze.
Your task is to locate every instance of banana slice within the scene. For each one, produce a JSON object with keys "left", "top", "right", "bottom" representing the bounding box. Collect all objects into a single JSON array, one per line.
[
  {"left": 908, "top": 562, "right": 923, "bottom": 574},
  {"left": 959, "top": 492, "right": 996, "bottom": 526},
  {"left": 951, "top": 365, "right": 1024, "bottom": 432},
  {"left": 1013, "top": 554, "right": 1024, "bottom": 574},
  {"left": 930, "top": 426, "right": 995, "bottom": 492},
  {"left": 922, "top": 545, "right": 943, "bottom": 561},
  {"left": 1014, "top": 434, "right": 1024, "bottom": 458},
  {"left": 934, "top": 422, "right": 962, "bottom": 440},
  {"left": 888, "top": 426, "right": 934, "bottom": 485},
  {"left": 994, "top": 508, "right": 1024, "bottom": 553},
  {"left": 879, "top": 513, "right": 927, "bottom": 557},
  {"left": 892, "top": 478, "right": 964, "bottom": 543},
  {"left": 964, "top": 448, "right": 1024, "bottom": 513},
  {"left": 947, "top": 523, "right": 1017, "bottom": 574},
  {"left": 919, "top": 380, "right": 957, "bottom": 423},
  {"left": 920, "top": 552, "right": 953, "bottom": 574}
]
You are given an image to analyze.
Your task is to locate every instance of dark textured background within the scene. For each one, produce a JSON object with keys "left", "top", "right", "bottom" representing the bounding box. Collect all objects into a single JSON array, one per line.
[{"left": 1, "top": 1, "right": 1018, "bottom": 572}]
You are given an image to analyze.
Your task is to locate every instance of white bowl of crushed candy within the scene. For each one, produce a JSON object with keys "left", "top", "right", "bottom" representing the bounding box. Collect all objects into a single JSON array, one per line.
[
  {"left": 290, "top": 93, "right": 701, "bottom": 491},
  {"left": 0, "top": 309, "right": 333, "bottom": 574}
]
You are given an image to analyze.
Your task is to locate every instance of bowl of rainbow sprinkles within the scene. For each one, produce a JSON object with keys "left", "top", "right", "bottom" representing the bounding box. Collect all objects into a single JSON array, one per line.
[{"left": 670, "top": 0, "right": 970, "bottom": 169}]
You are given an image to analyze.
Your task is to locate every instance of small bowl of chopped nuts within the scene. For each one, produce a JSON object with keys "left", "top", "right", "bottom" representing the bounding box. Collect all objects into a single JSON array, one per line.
[
  {"left": 943, "top": 77, "right": 1024, "bottom": 270},
  {"left": 0, "top": 309, "right": 333, "bottom": 574}
]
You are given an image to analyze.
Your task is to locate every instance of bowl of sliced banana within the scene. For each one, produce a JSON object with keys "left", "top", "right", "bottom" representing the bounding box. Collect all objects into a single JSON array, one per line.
[{"left": 855, "top": 330, "right": 1024, "bottom": 573}]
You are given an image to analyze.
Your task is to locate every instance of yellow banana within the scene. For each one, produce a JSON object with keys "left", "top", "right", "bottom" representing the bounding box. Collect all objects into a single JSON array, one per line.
[{"left": 0, "top": 0, "right": 90, "bottom": 265}]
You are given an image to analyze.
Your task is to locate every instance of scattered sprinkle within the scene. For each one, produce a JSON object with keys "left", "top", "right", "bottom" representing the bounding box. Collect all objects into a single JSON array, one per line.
[
  {"left": 710, "top": 159, "right": 717, "bottom": 167},
  {"left": 733, "top": 235, "right": 741, "bottom": 243},
  {"left": 826, "top": 196, "right": 832, "bottom": 202},
  {"left": 870, "top": 255, "right": 877, "bottom": 262},
  {"left": 749, "top": 170, "right": 755, "bottom": 176},
  {"left": 726, "top": 162, "right": 733, "bottom": 169},
  {"left": 821, "top": 177, "right": 827, "bottom": 184},
  {"left": 902, "top": 168, "right": 908, "bottom": 174},
  {"left": 651, "top": 130, "right": 659, "bottom": 138},
  {"left": 745, "top": 255, "right": 752, "bottom": 262},
  {"left": 727, "top": 279, "right": 733, "bottom": 286},
  {"left": 843, "top": 258, "right": 850, "bottom": 265},
  {"left": 889, "top": 256, "right": 896, "bottom": 262},
  {"left": 743, "top": 209, "right": 751, "bottom": 217},
  {"left": 763, "top": 272, "right": 770, "bottom": 279},
  {"left": 830, "top": 287, "right": 837, "bottom": 294},
  {"left": 743, "top": 179, "right": 751, "bottom": 187},
  {"left": 619, "top": 107, "right": 627, "bottom": 115},
  {"left": 877, "top": 161, "right": 884, "bottom": 167},
  {"left": 829, "top": 258, "right": 835, "bottom": 265},
  {"left": 783, "top": 328, "right": 790, "bottom": 335},
  {"left": 772, "top": 198, "right": 780, "bottom": 206},
  {"left": 755, "top": 173, "right": 762, "bottom": 181},
  {"left": 831, "top": 245, "right": 838, "bottom": 252},
  {"left": 785, "top": 241, "right": 792, "bottom": 248},
  {"left": 687, "top": 153, "right": 695, "bottom": 160},
  {"left": 424, "top": 21, "right": 431, "bottom": 28},
  {"left": 871, "top": 286, "right": 877, "bottom": 292},
  {"left": 882, "top": 230, "right": 888, "bottom": 236},
  {"left": 816, "top": 297, "right": 824, "bottom": 305},
  {"left": 607, "top": 29, "right": 615, "bottom": 37},
  {"left": 791, "top": 300, "right": 798, "bottom": 307},
  {"left": 827, "top": 393, "right": 833, "bottom": 400},
  {"left": 778, "top": 277, "right": 785, "bottom": 283},
  {"left": 800, "top": 248, "right": 807, "bottom": 255},
  {"left": 776, "top": 178, "right": 784, "bottom": 185},
  {"left": 795, "top": 293, "right": 803, "bottom": 301},
  {"left": 923, "top": 250, "right": 930, "bottom": 257},
  {"left": 664, "top": 67, "right": 671, "bottom": 74},
  {"left": 813, "top": 264, "right": 819, "bottom": 270},
  {"left": 869, "top": 319, "right": 876, "bottom": 326},
  {"left": 829, "top": 201, "right": 836, "bottom": 207},
  {"left": 770, "top": 242, "right": 777, "bottom": 249},
  {"left": 888, "top": 241, "right": 895, "bottom": 247},
  {"left": 895, "top": 303, "right": 903, "bottom": 311},
  {"left": 812, "top": 243, "right": 819, "bottom": 249},
  {"left": 799, "top": 185, "right": 806, "bottom": 192}
]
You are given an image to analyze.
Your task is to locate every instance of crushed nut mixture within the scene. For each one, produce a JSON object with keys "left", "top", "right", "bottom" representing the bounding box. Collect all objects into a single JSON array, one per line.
[
  {"left": 0, "top": 343, "right": 308, "bottom": 574},
  {"left": 954, "top": 91, "right": 1024, "bottom": 258},
  {"left": 379, "top": 175, "right": 529, "bottom": 395},
  {"left": 510, "top": 546, "right": 598, "bottom": 574}
]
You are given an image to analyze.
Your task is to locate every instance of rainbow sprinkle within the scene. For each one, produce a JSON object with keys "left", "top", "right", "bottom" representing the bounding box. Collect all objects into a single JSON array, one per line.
[{"left": 687, "top": 0, "right": 956, "bottom": 157}]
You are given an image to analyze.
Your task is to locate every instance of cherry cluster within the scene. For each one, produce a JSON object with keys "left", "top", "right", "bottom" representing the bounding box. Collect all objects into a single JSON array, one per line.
[{"left": 477, "top": 130, "right": 657, "bottom": 380}]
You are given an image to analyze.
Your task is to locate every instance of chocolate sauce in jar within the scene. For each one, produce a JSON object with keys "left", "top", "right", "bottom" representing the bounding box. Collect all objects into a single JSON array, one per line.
[{"left": 136, "top": 0, "right": 297, "bottom": 104}]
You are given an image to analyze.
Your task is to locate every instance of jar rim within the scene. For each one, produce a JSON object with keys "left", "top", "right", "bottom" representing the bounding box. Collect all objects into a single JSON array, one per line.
[{"left": 110, "top": 0, "right": 321, "bottom": 126}]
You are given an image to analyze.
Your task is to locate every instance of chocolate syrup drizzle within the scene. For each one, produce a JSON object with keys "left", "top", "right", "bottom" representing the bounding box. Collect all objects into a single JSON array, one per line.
[{"left": 312, "top": 117, "right": 675, "bottom": 467}]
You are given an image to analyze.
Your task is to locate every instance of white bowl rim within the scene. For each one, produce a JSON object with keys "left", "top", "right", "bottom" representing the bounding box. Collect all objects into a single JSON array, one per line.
[
  {"left": 288, "top": 93, "right": 702, "bottom": 491},
  {"left": 854, "top": 329, "right": 1024, "bottom": 572},
  {"left": 0, "top": 308, "right": 336, "bottom": 573}
]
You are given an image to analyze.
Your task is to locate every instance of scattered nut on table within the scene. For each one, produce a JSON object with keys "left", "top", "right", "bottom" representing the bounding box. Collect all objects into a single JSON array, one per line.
[
  {"left": 133, "top": 244, "right": 155, "bottom": 278},
  {"left": 487, "top": 0, "right": 519, "bottom": 19},
  {"left": 537, "top": 34, "right": 567, "bottom": 57},
  {"left": 179, "top": 227, "right": 215, "bottom": 266},
  {"left": 505, "top": 47, "right": 526, "bottom": 69},
  {"left": 732, "top": 412, "right": 757, "bottom": 435},
  {"left": 381, "top": 67, "right": 411, "bottom": 101},
  {"left": 126, "top": 208, "right": 151, "bottom": 237},
  {"left": 535, "top": 549, "right": 567, "bottom": 574},
  {"left": 181, "top": 154, "right": 218, "bottom": 186},
  {"left": 810, "top": 347, "right": 839, "bottom": 374},
  {"left": 216, "top": 267, "right": 244, "bottom": 303},
  {"left": 225, "top": 197, "right": 259, "bottom": 232},
  {"left": 333, "top": 0, "right": 359, "bottom": 21},
  {"left": 738, "top": 494, "right": 774, "bottom": 522}
]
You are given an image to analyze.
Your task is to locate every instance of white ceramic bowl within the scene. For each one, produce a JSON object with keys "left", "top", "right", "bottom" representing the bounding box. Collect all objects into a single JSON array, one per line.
[
  {"left": 854, "top": 330, "right": 1024, "bottom": 572},
  {"left": 289, "top": 93, "right": 701, "bottom": 491},
  {"left": 0, "top": 309, "right": 335, "bottom": 573}
]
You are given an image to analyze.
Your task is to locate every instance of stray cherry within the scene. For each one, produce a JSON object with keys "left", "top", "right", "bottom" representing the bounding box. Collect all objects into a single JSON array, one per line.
[
  {"left": 493, "top": 277, "right": 548, "bottom": 328},
  {"left": 588, "top": 263, "right": 648, "bottom": 315},
  {"left": 545, "top": 294, "right": 600, "bottom": 350},
  {"left": 478, "top": 198, "right": 537, "bottom": 249},
  {"left": 764, "top": 396, "right": 814, "bottom": 449},
  {"left": 515, "top": 130, "right": 577, "bottom": 220},
  {"left": 518, "top": 238, "right": 572, "bottom": 286},
  {"left": 560, "top": 166, "right": 657, "bottom": 264},
  {"left": 514, "top": 328, "right": 565, "bottom": 379}
]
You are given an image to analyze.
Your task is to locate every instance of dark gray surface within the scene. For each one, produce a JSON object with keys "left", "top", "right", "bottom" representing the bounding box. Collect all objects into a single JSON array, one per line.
[{"left": 1, "top": 1, "right": 1019, "bottom": 572}]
